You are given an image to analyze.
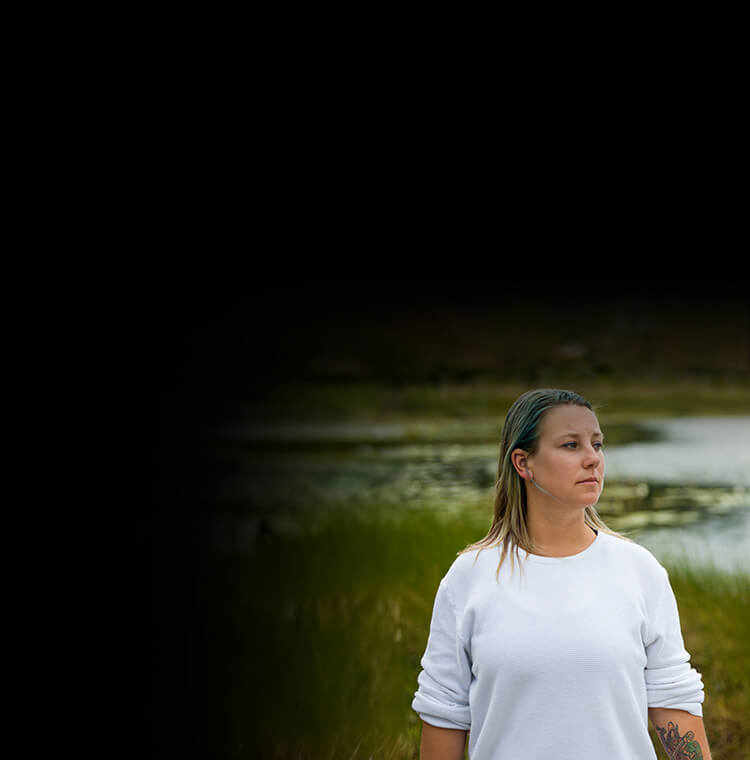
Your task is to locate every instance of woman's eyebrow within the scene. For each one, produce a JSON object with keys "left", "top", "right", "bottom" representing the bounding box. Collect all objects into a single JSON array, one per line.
[{"left": 556, "top": 431, "right": 605, "bottom": 439}]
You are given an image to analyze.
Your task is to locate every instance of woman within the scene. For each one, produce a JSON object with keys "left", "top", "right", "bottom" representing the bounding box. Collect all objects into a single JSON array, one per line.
[{"left": 412, "top": 389, "right": 712, "bottom": 759}]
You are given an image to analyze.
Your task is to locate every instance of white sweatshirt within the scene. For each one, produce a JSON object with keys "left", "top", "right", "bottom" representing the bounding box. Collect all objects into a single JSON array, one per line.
[{"left": 411, "top": 529, "right": 705, "bottom": 759}]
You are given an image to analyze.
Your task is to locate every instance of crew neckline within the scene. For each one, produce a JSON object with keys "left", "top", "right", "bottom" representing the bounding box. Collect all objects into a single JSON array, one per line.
[{"left": 520, "top": 529, "right": 602, "bottom": 564}]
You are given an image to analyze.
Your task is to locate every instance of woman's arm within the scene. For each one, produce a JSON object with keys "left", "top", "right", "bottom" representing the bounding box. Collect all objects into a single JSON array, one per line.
[
  {"left": 419, "top": 720, "right": 468, "bottom": 760},
  {"left": 648, "top": 707, "right": 712, "bottom": 759}
]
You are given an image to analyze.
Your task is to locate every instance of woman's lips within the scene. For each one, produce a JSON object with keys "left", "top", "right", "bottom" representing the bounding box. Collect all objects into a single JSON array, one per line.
[{"left": 577, "top": 478, "right": 599, "bottom": 484}]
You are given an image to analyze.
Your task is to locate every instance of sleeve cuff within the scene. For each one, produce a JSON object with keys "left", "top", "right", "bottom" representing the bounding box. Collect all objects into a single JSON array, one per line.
[
  {"left": 645, "top": 663, "right": 704, "bottom": 714},
  {"left": 418, "top": 713, "right": 470, "bottom": 730},
  {"left": 648, "top": 702, "right": 703, "bottom": 718},
  {"left": 412, "top": 691, "right": 471, "bottom": 730}
]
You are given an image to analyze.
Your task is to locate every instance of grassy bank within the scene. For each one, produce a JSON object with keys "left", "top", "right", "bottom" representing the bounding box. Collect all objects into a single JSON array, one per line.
[
  {"left": 203, "top": 507, "right": 749, "bottom": 759},
  {"left": 241, "top": 379, "right": 750, "bottom": 426}
]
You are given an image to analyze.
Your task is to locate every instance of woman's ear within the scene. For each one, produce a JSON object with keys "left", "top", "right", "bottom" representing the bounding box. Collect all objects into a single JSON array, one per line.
[{"left": 511, "top": 449, "right": 530, "bottom": 480}]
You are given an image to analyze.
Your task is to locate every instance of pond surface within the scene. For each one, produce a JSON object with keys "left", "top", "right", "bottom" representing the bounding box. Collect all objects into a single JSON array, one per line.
[
  {"left": 603, "top": 417, "right": 749, "bottom": 573},
  {"left": 215, "top": 416, "right": 749, "bottom": 573},
  {"left": 603, "top": 417, "right": 749, "bottom": 486}
]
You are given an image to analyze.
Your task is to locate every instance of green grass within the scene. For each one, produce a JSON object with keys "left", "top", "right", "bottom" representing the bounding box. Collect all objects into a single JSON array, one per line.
[{"left": 203, "top": 507, "right": 749, "bottom": 760}]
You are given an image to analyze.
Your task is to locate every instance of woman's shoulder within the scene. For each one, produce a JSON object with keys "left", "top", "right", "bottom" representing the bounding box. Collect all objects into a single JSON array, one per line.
[
  {"left": 444, "top": 543, "right": 499, "bottom": 588},
  {"left": 599, "top": 530, "right": 666, "bottom": 581}
]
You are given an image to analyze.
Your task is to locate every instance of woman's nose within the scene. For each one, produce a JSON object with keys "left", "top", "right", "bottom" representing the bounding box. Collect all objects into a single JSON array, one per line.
[{"left": 582, "top": 446, "right": 600, "bottom": 465}]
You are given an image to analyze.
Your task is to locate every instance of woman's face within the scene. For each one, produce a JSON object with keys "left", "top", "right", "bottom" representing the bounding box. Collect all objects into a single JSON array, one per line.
[{"left": 525, "top": 404, "right": 605, "bottom": 508}]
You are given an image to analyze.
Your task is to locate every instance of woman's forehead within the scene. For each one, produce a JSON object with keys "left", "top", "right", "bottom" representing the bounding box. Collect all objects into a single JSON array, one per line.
[{"left": 540, "top": 405, "right": 600, "bottom": 436}]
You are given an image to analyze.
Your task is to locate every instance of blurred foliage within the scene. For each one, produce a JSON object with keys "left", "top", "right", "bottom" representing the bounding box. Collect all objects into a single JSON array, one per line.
[{"left": 266, "top": 296, "right": 750, "bottom": 387}]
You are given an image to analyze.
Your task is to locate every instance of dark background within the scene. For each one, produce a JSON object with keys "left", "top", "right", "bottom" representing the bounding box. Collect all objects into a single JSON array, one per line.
[{"left": 133, "top": 278, "right": 748, "bottom": 757}]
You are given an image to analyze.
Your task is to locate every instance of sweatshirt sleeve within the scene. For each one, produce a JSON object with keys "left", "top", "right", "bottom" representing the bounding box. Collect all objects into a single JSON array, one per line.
[
  {"left": 644, "top": 565, "right": 705, "bottom": 717},
  {"left": 411, "top": 576, "right": 472, "bottom": 730}
]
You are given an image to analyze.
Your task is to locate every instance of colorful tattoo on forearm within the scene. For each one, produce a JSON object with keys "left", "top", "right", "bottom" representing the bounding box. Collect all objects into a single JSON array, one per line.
[{"left": 655, "top": 720, "right": 703, "bottom": 760}]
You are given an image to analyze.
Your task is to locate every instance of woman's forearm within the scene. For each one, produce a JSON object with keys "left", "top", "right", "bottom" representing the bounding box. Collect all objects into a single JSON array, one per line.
[
  {"left": 419, "top": 720, "right": 468, "bottom": 760},
  {"left": 648, "top": 707, "right": 712, "bottom": 759}
]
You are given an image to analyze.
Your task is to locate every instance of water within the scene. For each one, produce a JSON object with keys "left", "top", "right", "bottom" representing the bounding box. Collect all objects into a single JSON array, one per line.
[
  {"left": 603, "top": 416, "right": 749, "bottom": 573},
  {"left": 215, "top": 416, "right": 750, "bottom": 573},
  {"left": 634, "top": 499, "right": 749, "bottom": 574},
  {"left": 604, "top": 417, "right": 750, "bottom": 486}
]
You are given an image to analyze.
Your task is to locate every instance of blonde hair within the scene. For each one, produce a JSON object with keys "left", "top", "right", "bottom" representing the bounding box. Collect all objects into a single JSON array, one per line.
[{"left": 458, "top": 388, "right": 635, "bottom": 581}]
